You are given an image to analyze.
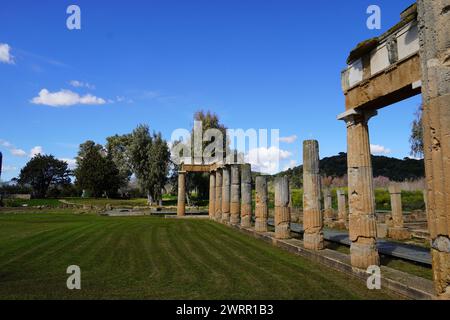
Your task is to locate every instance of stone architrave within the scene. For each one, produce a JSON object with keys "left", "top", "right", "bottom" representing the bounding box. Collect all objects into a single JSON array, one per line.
[
  {"left": 230, "top": 165, "right": 241, "bottom": 225},
  {"left": 240, "top": 164, "right": 252, "bottom": 228},
  {"left": 274, "top": 176, "right": 291, "bottom": 239},
  {"left": 302, "top": 140, "right": 324, "bottom": 250},
  {"left": 255, "top": 176, "right": 268, "bottom": 232},
  {"left": 221, "top": 166, "right": 231, "bottom": 223}
]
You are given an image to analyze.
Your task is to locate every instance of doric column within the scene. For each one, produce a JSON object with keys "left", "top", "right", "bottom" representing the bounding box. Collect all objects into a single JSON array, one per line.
[
  {"left": 274, "top": 176, "right": 291, "bottom": 239},
  {"left": 230, "top": 165, "right": 241, "bottom": 225},
  {"left": 303, "top": 140, "right": 324, "bottom": 250},
  {"left": 418, "top": 0, "right": 450, "bottom": 298},
  {"left": 209, "top": 173, "right": 216, "bottom": 219},
  {"left": 255, "top": 176, "right": 268, "bottom": 232},
  {"left": 221, "top": 166, "right": 231, "bottom": 223},
  {"left": 240, "top": 164, "right": 252, "bottom": 228},
  {"left": 215, "top": 169, "right": 222, "bottom": 221},
  {"left": 342, "top": 111, "right": 379, "bottom": 269},
  {"left": 336, "top": 189, "right": 348, "bottom": 227},
  {"left": 323, "top": 188, "right": 334, "bottom": 224},
  {"left": 388, "top": 184, "right": 410, "bottom": 240},
  {"left": 177, "top": 171, "right": 186, "bottom": 216}
]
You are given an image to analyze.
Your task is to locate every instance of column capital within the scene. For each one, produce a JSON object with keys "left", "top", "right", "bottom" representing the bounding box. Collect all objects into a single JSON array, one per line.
[{"left": 337, "top": 109, "right": 378, "bottom": 126}]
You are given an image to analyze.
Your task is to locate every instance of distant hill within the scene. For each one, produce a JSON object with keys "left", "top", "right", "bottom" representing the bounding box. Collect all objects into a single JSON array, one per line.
[{"left": 275, "top": 152, "right": 424, "bottom": 186}]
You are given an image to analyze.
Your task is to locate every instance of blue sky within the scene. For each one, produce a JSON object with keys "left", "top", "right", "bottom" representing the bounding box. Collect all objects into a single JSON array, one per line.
[{"left": 0, "top": 0, "right": 420, "bottom": 180}]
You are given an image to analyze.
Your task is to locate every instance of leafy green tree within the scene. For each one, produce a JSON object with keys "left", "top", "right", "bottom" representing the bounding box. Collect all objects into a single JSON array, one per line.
[
  {"left": 18, "top": 154, "right": 71, "bottom": 198},
  {"left": 74, "top": 141, "right": 121, "bottom": 198},
  {"left": 106, "top": 134, "right": 132, "bottom": 188},
  {"left": 410, "top": 105, "right": 424, "bottom": 158},
  {"left": 128, "top": 124, "right": 170, "bottom": 205}
]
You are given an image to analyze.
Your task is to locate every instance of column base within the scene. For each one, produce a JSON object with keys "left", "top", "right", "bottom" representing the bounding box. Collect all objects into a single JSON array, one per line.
[
  {"left": 241, "top": 216, "right": 251, "bottom": 228},
  {"left": 275, "top": 223, "right": 291, "bottom": 239},
  {"left": 221, "top": 213, "right": 230, "bottom": 224},
  {"left": 254, "top": 219, "right": 268, "bottom": 232},
  {"left": 350, "top": 239, "right": 379, "bottom": 269},
  {"left": 431, "top": 238, "right": 450, "bottom": 299},
  {"left": 303, "top": 232, "right": 324, "bottom": 250},
  {"left": 230, "top": 214, "right": 240, "bottom": 225}
]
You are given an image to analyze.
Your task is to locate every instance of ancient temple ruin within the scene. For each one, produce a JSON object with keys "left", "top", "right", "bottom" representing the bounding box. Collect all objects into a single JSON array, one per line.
[{"left": 339, "top": 1, "right": 449, "bottom": 297}]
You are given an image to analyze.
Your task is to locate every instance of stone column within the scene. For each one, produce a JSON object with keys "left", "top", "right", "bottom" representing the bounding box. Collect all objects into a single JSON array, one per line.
[
  {"left": 323, "top": 188, "right": 334, "bottom": 224},
  {"left": 221, "top": 166, "right": 231, "bottom": 223},
  {"left": 209, "top": 173, "right": 215, "bottom": 219},
  {"left": 418, "top": 0, "right": 450, "bottom": 298},
  {"left": 302, "top": 140, "right": 324, "bottom": 250},
  {"left": 240, "top": 164, "right": 252, "bottom": 228},
  {"left": 230, "top": 165, "right": 241, "bottom": 225},
  {"left": 343, "top": 112, "right": 379, "bottom": 269},
  {"left": 336, "top": 189, "right": 348, "bottom": 228},
  {"left": 215, "top": 169, "right": 222, "bottom": 221},
  {"left": 177, "top": 171, "right": 186, "bottom": 216},
  {"left": 274, "top": 176, "right": 291, "bottom": 239},
  {"left": 255, "top": 176, "right": 268, "bottom": 232},
  {"left": 388, "top": 185, "right": 410, "bottom": 240}
]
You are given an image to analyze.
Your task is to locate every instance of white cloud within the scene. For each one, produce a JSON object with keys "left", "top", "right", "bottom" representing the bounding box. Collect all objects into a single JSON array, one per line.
[
  {"left": 31, "top": 89, "right": 106, "bottom": 107},
  {"left": 245, "top": 146, "right": 292, "bottom": 175},
  {"left": 370, "top": 144, "right": 391, "bottom": 155},
  {"left": 69, "top": 80, "right": 95, "bottom": 90},
  {"left": 59, "top": 158, "right": 77, "bottom": 169},
  {"left": 278, "top": 135, "right": 298, "bottom": 144},
  {"left": 283, "top": 160, "right": 297, "bottom": 171},
  {"left": 30, "top": 146, "right": 44, "bottom": 157},
  {"left": 11, "top": 148, "right": 27, "bottom": 157},
  {"left": 0, "top": 139, "right": 27, "bottom": 157},
  {"left": 0, "top": 43, "right": 14, "bottom": 64}
]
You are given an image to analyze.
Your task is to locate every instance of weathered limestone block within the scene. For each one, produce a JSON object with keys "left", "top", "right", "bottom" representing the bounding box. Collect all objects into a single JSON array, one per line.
[
  {"left": 230, "top": 165, "right": 241, "bottom": 225},
  {"left": 177, "top": 171, "right": 186, "bottom": 216},
  {"left": 302, "top": 140, "right": 324, "bottom": 250},
  {"left": 215, "top": 170, "right": 222, "bottom": 221},
  {"left": 240, "top": 164, "right": 252, "bottom": 228},
  {"left": 255, "top": 176, "right": 268, "bottom": 232},
  {"left": 418, "top": 0, "right": 450, "bottom": 298},
  {"left": 344, "top": 112, "right": 379, "bottom": 269},
  {"left": 275, "top": 176, "right": 291, "bottom": 239},
  {"left": 209, "top": 173, "right": 215, "bottom": 219},
  {"left": 221, "top": 166, "right": 231, "bottom": 223},
  {"left": 323, "top": 188, "right": 334, "bottom": 225}
]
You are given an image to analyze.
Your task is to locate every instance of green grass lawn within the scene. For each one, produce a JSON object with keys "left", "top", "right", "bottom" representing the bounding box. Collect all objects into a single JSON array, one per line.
[{"left": 0, "top": 210, "right": 397, "bottom": 300}]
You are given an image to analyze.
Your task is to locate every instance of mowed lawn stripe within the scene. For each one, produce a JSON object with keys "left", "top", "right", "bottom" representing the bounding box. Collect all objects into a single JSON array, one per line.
[{"left": 0, "top": 213, "right": 397, "bottom": 299}]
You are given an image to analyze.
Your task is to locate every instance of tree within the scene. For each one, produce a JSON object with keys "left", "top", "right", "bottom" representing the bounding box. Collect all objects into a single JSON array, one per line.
[
  {"left": 74, "top": 141, "right": 121, "bottom": 198},
  {"left": 18, "top": 154, "right": 71, "bottom": 198},
  {"left": 128, "top": 124, "right": 170, "bottom": 205},
  {"left": 106, "top": 134, "right": 132, "bottom": 189},
  {"left": 410, "top": 105, "right": 424, "bottom": 158}
]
